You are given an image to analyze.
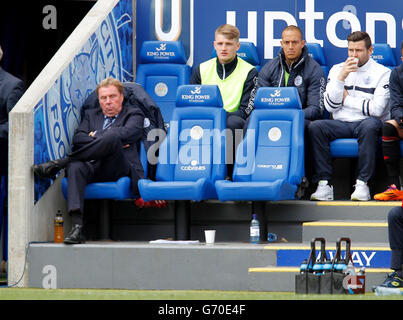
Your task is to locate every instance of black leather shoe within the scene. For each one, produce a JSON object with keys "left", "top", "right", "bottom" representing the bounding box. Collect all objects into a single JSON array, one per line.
[
  {"left": 64, "top": 224, "right": 85, "bottom": 244},
  {"left": 32, "top": 159, "right": 66, "bottom": 179}
]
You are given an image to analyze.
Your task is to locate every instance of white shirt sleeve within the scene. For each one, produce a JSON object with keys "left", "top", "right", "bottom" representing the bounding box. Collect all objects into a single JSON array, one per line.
[{"left": 323, "top": 64, "right": 344, "bottom": 113}]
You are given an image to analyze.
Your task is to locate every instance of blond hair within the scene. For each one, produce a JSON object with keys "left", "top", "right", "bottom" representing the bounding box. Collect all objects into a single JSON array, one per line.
[{"left": 215, "top": 24, "right": 240, "bottom": 42}]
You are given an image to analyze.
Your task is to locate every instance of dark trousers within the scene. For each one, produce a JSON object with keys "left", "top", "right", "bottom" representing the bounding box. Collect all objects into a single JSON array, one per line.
[
  {"left": 388, "top": 207, "right": 403, "bottom": 271},
  {"left": 309, "top": 118, "right": 382, "bottom": 184},
  {"left": 226, "top": 114, "right": 246, "bottom": 177},
  {"left": 66, "top": 133, "right": 130, "bottom": 213}
]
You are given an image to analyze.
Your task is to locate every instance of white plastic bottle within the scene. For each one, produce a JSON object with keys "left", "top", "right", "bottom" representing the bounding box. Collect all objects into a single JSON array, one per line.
[{"left": 250, "top": 214, "right": 260, "bottom": 244}]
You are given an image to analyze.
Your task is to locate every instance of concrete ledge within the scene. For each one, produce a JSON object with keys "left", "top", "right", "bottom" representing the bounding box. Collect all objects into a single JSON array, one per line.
[
  {"left": 28, "top": 242, "right": 276, "bottom": 290},
  {"left": 302, "top": 220, "right": 389, "bottom": 243}
]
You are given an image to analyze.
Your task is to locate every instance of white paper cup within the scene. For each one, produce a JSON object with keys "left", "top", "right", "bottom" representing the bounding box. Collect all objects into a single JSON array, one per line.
[
  {"left": 204, "top": 230, "right": 216, "bottom": 245},
  {"left": 353, "top": 57, "right": 359, "bottom": 66}
]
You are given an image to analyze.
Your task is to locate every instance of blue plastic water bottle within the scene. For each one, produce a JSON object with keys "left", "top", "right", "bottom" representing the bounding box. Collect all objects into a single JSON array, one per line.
[
  {"left": 322, "top": 259, "right": 332, "bottom": 273},
  {"left": 312, "top": 261, "right": 324, "bottom": 275},
  {"left": 300, "top": 259, "right": 308, "bottom": 273},
  {"left": 250, "top": 214, "right": 260, "bottom": 244}
]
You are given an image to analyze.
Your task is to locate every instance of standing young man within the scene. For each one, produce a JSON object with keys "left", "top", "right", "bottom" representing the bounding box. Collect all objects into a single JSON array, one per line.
[
  {"left": 309, "top": 31, "right": 391, "bottom": 201},
  {"left": 190, "top": 24, "right": 258, "bottom": 177}
]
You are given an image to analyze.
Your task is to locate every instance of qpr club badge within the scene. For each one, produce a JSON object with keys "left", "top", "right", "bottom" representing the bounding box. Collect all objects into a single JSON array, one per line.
[{"left": 294, "top": 75, "right": 303, "bottom": 86}]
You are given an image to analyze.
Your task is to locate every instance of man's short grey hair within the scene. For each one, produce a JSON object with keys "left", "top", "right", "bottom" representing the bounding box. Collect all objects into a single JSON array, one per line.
[{"left": 0, "top": 46, "right": 3, "bottom": 62}]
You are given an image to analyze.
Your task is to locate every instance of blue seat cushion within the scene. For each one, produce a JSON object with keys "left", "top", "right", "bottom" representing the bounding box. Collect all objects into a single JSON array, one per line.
[
  {"left": 138, "top": 178, "right": 216, "bottom": 201},
  {"left": 330, "top": 138, "right": 359, "bottom": 158},
  {"left": 61, "top": 176, "right": 133, "bottom": 201},
  {"left": 215, "top": 179, "right": 297, "bottom": 201}
]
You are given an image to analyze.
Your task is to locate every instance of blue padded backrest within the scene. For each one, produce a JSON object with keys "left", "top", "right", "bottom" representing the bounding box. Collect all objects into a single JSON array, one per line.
[
  {"left": 176, "top": 84, "right": 223, "bottom": 108},
  {"left": 305, "top": 43, "right": 326, "bottom": 66},
  {"left": 211, "top": 41, "right": 260, "bottom": 66},
  {"left": 254, "top": 87, "right": 302, "bottom": 109},
  {"left": 252, "top": 120, "right": 291, "bottom": 181},
  {"left": 175, "top": 117, "right": 214, "bottom": 181},
  {"left": 371, "top": 43, "right": 397, "bottom": 67},
  {"left": 237, "top": 42, "right": 260, "bottom": 66},
  {"left": 234, "top": 110, "right": 303, "bottom": 184},
  {"left": 156, "top": 85, "right": 226, "bottom": 182},
  {"left": 234, "top": 87, "right": 304, "bottom": 184},
  {"left": 305, "top": 43, "right": 328, "bottom": 77},
  {"left": 139, "top": 41, "right": 187, "bottom": 64},
  {"left": 136, "top": 41, "right": 191, "bottom": 123}
]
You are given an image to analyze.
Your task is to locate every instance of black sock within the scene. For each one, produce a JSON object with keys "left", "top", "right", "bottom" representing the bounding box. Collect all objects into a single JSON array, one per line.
[
  {"left": 70, "top": 210, "right": 83, "bottom": 226},
  {"left": 382, "top": 122, "right": 401, "bottom": 188}
]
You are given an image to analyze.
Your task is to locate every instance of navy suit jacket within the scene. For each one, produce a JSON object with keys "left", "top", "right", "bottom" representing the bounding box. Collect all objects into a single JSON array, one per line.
[
  {"left": 0, "top": 67, "right": 24, "bottom": 140},
  {"left": 72, "top": 104, "right": 145, "bottom": 196}
]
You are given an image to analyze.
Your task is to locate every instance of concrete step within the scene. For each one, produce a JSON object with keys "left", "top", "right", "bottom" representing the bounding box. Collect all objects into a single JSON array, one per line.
[
  {"left": 248, "top": 266, "right": 392, "bottom": 293},
  {"left": 27, "top": 242, "right": 275, "bottom": 290},
  {"left": 301, "top": 220, "right": 388, "bottom": 243},
  {"left": 27, "top": 241, "right": 392, "bottom": 292},
  {"left": 264, "top": 200, "right": 399, "bottom": 222}
]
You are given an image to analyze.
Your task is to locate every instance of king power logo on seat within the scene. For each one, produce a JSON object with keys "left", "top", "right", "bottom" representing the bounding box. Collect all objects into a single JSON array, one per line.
[
  {"left": 260, "top": 94, "right": 291, "bottom": 105},
  {"left": 181, "top": 86, "right": 211, "bottom": 102},
  {"left": 270, "top": 89, "right": 281, "bottom": 98},
  {"left": 147, "top": 43, "right": 176, "bottom": 59},
  {"left": 156, "top": 43, "right": 167, "bottom": 51}
]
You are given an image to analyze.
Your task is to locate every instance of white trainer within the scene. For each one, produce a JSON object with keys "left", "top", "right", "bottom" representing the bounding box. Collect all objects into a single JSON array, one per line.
[
  {"left": 310, "top": 180, "right": 334, "bottom": 201},
  {"left": 350, "top": 179, "right": 370, "bottom": 201}
]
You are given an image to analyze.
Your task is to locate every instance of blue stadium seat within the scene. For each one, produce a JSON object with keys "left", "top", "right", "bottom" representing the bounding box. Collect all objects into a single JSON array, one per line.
[
  {"left": 215, "top": 87, "right": 305, "bottom": 201},
  {"left": 211, "top": 41, "right": 261, "bottom": 70},
  {"left": 330, "top": 138, "right": 359, "bottom": 158},
  {"left": 305, "top": 43, "right": 330, "bottom": 119},
  {"left": 305, "top": 43, "right": 329, "bottom": 78},
  {"left": 136, "top": 41, "right": 191, "bottom": 124},
  {"left": 61, "top": 142, "right": 148, "bottom": 239},
  {"left": 330, "top": 138, "right": 403, "bottom": 158},
  {"left": 371, "top": 43, "right": 397, "bottom": 70},
  {"left": 138, "top": 85, "right": 226, "bottom": 202}
]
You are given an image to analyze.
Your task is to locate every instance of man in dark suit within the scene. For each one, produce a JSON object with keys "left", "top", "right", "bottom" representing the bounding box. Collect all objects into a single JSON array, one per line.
[
  {"left": 33, "top": 77, "right": 145, "bottom": 244},
  {"left": 0, "top": 45, "right": 24, "bottom": 178},
  {"left": 0, "top": 45, "right": 24, "bottom": 270}
]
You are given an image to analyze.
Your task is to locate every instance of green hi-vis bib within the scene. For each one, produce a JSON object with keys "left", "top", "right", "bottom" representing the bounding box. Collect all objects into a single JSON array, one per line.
[
  {"left": 200, "top": 58, "right": 254, "bottom": 112},
  {"left": 284, "top": 71, "right": 290, "bottom": 87}
]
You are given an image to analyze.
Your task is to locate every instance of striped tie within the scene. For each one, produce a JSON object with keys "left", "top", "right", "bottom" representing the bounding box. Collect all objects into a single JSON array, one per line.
[{"left": 103, "top": 116, "right": 114, "bottom": 130}]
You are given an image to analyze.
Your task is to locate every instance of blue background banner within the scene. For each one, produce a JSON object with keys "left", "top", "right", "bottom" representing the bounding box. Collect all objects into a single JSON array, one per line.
[{"left": 137, "top": 0, "right": 402, "bottom": 69}]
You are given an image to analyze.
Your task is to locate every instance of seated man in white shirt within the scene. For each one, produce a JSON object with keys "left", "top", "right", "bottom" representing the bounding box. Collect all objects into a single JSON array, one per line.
[{"left": 309, "top": 31, "right": 391, "bottom": 201}]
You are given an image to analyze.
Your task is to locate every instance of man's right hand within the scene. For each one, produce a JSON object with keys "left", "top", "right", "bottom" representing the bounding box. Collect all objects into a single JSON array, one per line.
[{"left": 337, "top": 57, "right": 359, "bottom": 82}]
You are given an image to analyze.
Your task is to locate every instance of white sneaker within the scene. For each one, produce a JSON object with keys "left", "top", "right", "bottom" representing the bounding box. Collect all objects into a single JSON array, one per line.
[
  {"left": 310, "top": 180, "right": 334, "bottom": 201},
  {"left": 350, "top": 179, "right": 370, "bottom": 201}
]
